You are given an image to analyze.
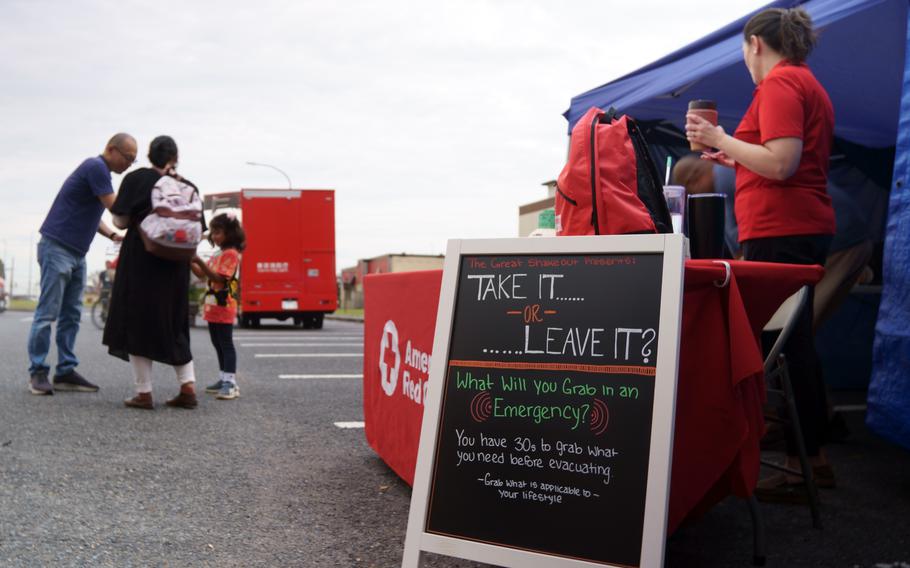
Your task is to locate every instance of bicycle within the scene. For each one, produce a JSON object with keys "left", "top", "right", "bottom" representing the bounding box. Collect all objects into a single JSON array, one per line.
[{"left": 91, "top": 286, "right": 111, "bottom": 330}]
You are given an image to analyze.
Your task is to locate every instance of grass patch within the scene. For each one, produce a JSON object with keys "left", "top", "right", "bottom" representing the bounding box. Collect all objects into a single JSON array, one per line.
[
  {"left": 9, "top": 298, "right": 37, "bottom": 311},
  {"left": 334, "top": 308, "right": 364, "bottom": 317}
]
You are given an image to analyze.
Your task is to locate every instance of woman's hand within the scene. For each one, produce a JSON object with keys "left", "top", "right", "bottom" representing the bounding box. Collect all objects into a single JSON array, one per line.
[
  {"left": 700, "top": 150, "right": 735, "bottom": 168},
  {"left": 686, "top": 113, "right": 726, "bottom": 150},
  {"left": 190, "top": 258, "right": 205, "bottom": 278}
]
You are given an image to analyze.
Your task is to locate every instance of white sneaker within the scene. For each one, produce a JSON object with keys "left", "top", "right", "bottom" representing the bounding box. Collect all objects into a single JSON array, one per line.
[{"left": 216, "top": 381, "right": 239, "bottom": 400}]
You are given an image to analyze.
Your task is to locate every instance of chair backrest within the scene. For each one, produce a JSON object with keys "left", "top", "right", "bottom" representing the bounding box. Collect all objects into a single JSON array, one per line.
[{"left": 762, "top": 285, "right": 810, "bottom": 375}]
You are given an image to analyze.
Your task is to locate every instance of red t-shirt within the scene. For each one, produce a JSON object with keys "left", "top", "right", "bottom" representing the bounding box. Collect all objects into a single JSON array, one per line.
[
  {"left": 202, "top": 248, "right": 240, "bottom": 324},
  {"left": 733, "top": 61, "right": 836, "bottom": 241}
]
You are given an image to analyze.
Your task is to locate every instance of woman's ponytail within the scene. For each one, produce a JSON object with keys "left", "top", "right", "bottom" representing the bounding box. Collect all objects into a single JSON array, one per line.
[{"left": 744, "top": 7, "right": 818, "bottom": 63}]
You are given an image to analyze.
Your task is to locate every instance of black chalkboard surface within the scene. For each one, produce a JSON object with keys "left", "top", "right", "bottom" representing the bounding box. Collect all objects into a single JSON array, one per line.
[{"left": 425, "top": 253, "right": 664, "bottom": 567}]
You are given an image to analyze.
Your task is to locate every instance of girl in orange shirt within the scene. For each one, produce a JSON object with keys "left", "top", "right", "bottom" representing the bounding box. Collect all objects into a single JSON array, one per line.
[{"left": 191, "top": 213, "right": 246, "bottom": 400}]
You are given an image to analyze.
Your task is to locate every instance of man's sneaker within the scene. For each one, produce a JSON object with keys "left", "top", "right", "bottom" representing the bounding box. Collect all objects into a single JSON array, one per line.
[
  {"left": 53, "top": 370, "right": 100, "bottom": 392},
  {"left": 216, "top": 381, "right": 240, "bottom": 400},
  {"left": 205, "top": 380, "right": 224, "bottom": 394},
  {"left": 29, "top": 372, "right": 53, "bottom": 395}
]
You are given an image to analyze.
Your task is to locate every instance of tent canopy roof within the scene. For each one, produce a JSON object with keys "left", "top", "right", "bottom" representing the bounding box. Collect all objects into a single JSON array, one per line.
[{"left": 565, "top": 0, "right": 907, "bottom": 148}]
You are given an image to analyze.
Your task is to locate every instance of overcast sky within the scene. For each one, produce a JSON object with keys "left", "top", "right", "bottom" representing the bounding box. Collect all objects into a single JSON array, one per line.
[{"left": 0, "top": 0, "right": 766, "bottom": 295}]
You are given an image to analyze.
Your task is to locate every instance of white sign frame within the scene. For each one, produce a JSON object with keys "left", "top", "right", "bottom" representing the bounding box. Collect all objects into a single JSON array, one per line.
[{"left": 402, "top": 234, "right": 686, "bottom": 568}]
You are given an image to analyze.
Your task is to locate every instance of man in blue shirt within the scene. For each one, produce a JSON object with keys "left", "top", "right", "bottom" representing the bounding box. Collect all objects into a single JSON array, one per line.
[{"left": 27, "top": 133, "right": 137, "bottom": 395}]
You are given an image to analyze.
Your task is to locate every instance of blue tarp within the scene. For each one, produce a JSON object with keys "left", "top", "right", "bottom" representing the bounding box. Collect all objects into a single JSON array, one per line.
[
  {"left": 564, "top": 0, "right": 910, "bottom": 449},
  {"left": 566, "top": 0, "right": 905, "bottom": 148},
  {"left": 868, "top": 3, "right": 910, "bottom": 451}
]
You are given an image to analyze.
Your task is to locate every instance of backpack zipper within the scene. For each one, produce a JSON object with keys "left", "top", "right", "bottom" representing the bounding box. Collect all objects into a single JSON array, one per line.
[{"left": 589, "top": 114, "right": 601, "bottom": 234}]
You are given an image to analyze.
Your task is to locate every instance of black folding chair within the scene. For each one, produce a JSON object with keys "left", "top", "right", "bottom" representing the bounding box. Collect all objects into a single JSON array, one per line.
[{"left": 748, "top": 285, "right": 822, "bottom": 565}]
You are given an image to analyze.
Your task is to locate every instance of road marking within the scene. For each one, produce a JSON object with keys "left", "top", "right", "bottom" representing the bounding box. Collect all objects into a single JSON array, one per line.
[
  {"left": 235, "top": 334, "right": 363, "bottom": 337},
  {"left": 235, "top": 337, "right": 363, "bottom": 341},
  {"left": 280, "top": 374, "right": 363, "bottom": 379},
  {"left": 334, "top": 421, "right": 365, "bottom": 429},
  {"left": 20, "top": 316, "right": 34, "bottom": 322},
  {"left": 240, "top": 343, "right": 362, "bottom": 347},
  {"left": 254, "top": 353, "right": 363, "bottom": 358},
  {"left": 833, "top": 404, "right": 867, "bottom": 413},
  {"left": 234, "top": 334, "right": 363, "bottom": 338}
]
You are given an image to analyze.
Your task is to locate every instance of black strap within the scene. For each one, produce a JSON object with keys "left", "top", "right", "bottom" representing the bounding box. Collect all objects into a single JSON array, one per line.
[
  {"left": 626, "top": 119, "right": 673, "bottom": 233},
  {"left": 555, "top": 182, "right": 577, "bottom": 206},
  {"left": 204, "top": 275, "right": 238, "bottom": 307},
  {"left": 603, "top": 106, "right": 620, "bottom": 123}
]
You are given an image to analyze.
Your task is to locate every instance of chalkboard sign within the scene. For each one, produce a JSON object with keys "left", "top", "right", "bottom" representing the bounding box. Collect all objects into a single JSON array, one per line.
[{"left": 403, "top": 235, "right": 685, "bottom": 568}]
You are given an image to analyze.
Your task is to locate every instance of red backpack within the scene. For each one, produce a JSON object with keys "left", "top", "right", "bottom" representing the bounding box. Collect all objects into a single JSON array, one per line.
[{"left": 556, "top": 107, "right": 672, "bottom": 236}]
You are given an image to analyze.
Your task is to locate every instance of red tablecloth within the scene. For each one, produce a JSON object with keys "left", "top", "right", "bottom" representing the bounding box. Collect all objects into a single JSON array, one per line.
[{"left": 363, "top": 260, "right": 823, "bottom": 533}]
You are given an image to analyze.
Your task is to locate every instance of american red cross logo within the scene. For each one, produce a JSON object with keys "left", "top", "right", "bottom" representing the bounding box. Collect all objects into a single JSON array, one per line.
[
  {"left": 382, "top": 334, "right": 398, "bottom": 371},
  {"left": 378, "top": 320, "right": 400, "bottom": 397}
]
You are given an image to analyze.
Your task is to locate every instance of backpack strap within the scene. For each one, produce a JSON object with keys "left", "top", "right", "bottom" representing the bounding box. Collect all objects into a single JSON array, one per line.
[
  {"left": 555, "top": 182, "right": 577, "bottom": 206},
  {"left": 626, "top": 119, "right": 673, "bottom": 233},
  {"left": 203, "top": 252, "right": 239, "bottom": 307},
  {"left": 205, "top": 274, "right": 239, "bottom": 307}
]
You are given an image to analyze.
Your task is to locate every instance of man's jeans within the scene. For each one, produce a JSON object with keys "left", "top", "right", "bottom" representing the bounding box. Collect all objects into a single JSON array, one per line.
[{"left": 27, "top": 238, "right": 86, "bottom": 376}]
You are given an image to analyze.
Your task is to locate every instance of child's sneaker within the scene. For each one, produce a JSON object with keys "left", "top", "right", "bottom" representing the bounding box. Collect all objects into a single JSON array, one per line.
[
  {"left": 205, "top": 380, "right": 224, "bottom": 394},
  {"left": 216, "top": 381, "right": 239, "bottom": 400}
]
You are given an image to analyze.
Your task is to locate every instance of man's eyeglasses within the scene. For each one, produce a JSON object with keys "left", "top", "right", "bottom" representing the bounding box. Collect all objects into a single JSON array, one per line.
[{"left": 114, "top": 146, "right": 137, "bottom": 164}]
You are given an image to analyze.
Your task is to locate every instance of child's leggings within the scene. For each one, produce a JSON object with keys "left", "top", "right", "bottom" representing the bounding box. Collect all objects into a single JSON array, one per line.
[{"left": 208, "top": 322, "right": 237, "bottom": 373}]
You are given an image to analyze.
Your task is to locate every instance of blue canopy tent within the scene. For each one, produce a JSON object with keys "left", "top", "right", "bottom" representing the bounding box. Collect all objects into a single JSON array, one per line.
[{"left": 564, "top": 0, "right": 910, "bottom": 450}]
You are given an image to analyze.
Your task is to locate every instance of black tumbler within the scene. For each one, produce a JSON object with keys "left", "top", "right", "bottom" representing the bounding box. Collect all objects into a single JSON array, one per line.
[{"left": 686, "top": 193, "right": 726, "bottom": 259}]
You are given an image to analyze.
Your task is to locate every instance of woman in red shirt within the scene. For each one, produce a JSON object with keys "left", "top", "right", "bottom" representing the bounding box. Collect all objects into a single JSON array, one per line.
[{"left": 686, "top": 8, "right": 835, "bottom": 503}]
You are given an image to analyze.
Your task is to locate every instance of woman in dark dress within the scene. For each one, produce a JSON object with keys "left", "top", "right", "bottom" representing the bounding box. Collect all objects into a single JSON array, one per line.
[{"left": 103, "top": 136, "right": 203, "bottom": 410}]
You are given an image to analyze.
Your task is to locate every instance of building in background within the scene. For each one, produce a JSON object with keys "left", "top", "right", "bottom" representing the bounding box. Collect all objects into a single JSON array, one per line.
[
  {"left": 518, "top": 180, "right": 556, "bottom": 237},
  {"left": 340, "top": 180, "right": 559, "bottom": 311},
  {"left": 340, "top": 253, "right": 444, "bottom": 310}
]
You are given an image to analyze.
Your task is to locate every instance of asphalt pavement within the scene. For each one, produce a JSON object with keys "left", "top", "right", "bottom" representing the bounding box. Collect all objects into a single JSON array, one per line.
[{"left": 1, "top": 310, "right": 908, "bottom": 567}]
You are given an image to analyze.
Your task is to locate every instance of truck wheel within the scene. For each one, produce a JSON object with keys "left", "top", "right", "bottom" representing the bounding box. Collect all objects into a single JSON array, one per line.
[
  {"left": 293, "top": 316, "right": 303, "bottom": 327},
  {"left": 239, "top": 314, "right": 249, "bottom": 329},
  {"left": 251, "top": 317, "right": 261, "bottom": 328},
  {"left": 313, "top": 313, "right": 324, "bottom": 329}
]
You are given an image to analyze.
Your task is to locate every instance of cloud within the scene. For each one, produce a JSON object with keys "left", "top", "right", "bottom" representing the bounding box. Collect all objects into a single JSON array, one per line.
[{"left": 0, "top": 0, "right": 764, "bottom": 294}]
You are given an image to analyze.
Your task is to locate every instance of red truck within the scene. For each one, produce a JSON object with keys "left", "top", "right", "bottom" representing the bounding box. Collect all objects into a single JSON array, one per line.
[{"left": 203, "top": 188, "right": 337, "bottom": 329}]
